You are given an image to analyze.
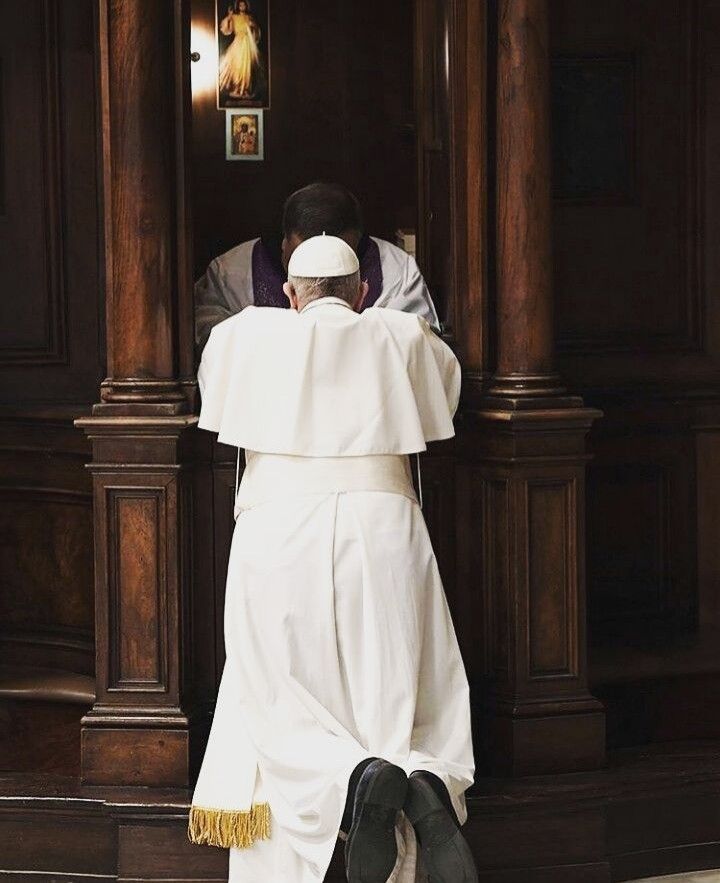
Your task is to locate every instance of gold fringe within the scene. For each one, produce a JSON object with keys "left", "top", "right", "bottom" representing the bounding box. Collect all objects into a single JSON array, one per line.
[{"left": 188, "top": 803, "right": 271, "bottom": 849}]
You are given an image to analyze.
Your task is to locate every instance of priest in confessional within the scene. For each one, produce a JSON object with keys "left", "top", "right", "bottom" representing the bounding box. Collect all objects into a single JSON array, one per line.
[
  {"left": 194, "top": 181, "right": 439, "bottom": 348},
  {"left": 190, "top": 234, "right": 477, "bottom": 883}
]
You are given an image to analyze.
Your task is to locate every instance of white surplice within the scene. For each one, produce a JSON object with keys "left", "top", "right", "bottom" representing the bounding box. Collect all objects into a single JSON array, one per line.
[{"left": 190, "top": 299, "right": 475, "bottom": 883}]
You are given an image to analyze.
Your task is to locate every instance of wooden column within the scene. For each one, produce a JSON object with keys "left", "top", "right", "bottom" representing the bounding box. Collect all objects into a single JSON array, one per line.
[
  {"left": 475, "top": 0, "right": 606, "bottom": 775},
  {"left": 493, "top": 0, "right": 561, "bottom": 399},
  {"left": 75, "top": 0, "right": 197, "bottom": 786}
]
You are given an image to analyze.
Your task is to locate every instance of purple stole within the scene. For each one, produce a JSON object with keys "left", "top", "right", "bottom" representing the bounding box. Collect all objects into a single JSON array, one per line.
[{"left": 251, "top": 235, "right": 384, "bottom": 309}]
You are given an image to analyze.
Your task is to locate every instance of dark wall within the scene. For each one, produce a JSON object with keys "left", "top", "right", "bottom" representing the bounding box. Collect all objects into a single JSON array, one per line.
[{"left": 190, "top": 0, "right": 417, "bottom": 275}]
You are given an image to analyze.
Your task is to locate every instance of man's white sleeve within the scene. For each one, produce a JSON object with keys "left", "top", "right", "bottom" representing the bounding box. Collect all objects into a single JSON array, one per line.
[
  {"left": 195, "top": 259, "right": 236, "bottom": 350},
  {"left": 195, "top": 243, "right": 256, "bottom": 350},
  {"left": 375, "top": 251, "right": 441, "bottom": 332},
  {"left": 421, "top": 318, "right": 461, "bottom": 416}
]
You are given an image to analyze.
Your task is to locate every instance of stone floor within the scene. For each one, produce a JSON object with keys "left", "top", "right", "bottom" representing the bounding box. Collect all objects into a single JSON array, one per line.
[{"left": 629, "top": 872, "right": 720, "bottom": 882}]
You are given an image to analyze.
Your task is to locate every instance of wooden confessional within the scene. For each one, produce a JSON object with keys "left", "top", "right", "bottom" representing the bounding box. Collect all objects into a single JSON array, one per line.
[{"left": 1, "top": 0, "right": 720, "bottom": 879}]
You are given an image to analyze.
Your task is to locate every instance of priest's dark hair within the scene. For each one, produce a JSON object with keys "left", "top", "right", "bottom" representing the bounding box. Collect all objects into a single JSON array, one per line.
[{"left": 283, "top": 182, "right": 364, "bottom": 242}]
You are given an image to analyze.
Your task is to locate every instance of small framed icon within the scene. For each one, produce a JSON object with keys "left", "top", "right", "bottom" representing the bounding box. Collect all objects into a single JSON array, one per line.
[{"left": 226, "top": 109, "right": 264, "bottom": 161}]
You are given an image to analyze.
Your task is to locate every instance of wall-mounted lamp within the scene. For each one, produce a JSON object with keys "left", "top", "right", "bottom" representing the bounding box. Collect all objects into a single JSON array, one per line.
[{"left": 190, "top": 23, "right": 217, "bottom": 100}]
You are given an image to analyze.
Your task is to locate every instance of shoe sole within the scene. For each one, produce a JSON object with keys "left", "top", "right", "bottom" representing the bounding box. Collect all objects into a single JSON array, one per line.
[
  {"left": 405, "top": 773, "right": 478, "bottom": 883},
  {"left": 345, "top": 760, "right": 408, "bottom": 883}
]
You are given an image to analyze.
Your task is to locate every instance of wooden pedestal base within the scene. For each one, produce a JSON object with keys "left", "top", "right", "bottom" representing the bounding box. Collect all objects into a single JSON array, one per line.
[
  {"left": 76, "top": 414, "right": 198, "bottom": 789},
  {"left": 81, "top": 719, "right": 191, "bottom": 787},
  {"left": 489, "top": 707, "right": 606, "bottom": 776},
  {"left": 466, "top": 405, "right": 606, "bottom": 776}
]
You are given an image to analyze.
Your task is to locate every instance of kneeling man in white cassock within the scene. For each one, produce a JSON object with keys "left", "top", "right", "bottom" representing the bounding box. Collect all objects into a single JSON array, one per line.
[{"left": 189, "top": 234, "right": 477, "bottom": 883}]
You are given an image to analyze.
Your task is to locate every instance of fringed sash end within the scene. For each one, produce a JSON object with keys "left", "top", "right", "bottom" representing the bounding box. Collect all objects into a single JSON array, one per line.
[{"left": 188, "top": 803, "right": 271, "bottom": 849}]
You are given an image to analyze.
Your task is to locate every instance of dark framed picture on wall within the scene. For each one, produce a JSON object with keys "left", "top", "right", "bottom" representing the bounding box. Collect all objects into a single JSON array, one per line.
[
  {"left": 226, "top": 109, "right": 264, "bottom": 160},
  {"left": 216, "top": 0, "right": 270, "bottom": 109}
]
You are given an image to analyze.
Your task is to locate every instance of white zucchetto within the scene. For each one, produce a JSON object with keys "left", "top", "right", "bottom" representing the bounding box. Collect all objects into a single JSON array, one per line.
[{"left": 288, "top": 234, "right": 360, "bottom": 278}]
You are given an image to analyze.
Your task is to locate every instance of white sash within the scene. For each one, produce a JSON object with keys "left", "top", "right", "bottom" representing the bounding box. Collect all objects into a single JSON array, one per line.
[{"left": 235, "top": 451, "right": 418, "bottom": 517}]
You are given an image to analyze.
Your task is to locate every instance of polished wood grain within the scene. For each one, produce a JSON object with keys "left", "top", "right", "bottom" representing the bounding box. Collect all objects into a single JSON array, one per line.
[
  {"left": 527, "top": 480, "right": 575, "bottom": 677},
  {"left": 493, "top": 0, "right": 560, "bottom": 395},
  {"left": 97, "top": 0, "right": 192, "bottom": 406},
  {"left": 112, "top": 492, "right": 165, "bottom": 687},
  {"left": 82, "top": 727, "right": 190, "bottom": 787},
  {"left": 100, "top": 0, "right": 174, "bottom": 386},
  {"left": 453, "top": 0, "right": 489, "bottom": 373},
  {"left": 118, "top": 824, "right": 228, "bottom": 877}
]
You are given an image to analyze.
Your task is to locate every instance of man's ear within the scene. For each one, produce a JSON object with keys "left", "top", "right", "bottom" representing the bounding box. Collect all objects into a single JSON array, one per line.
[
  {"left": 352, "top": 281, "right": 370, "bottom": 313},
  {"left": 283, "top": 281, "right": 299, "bottom": 311}
]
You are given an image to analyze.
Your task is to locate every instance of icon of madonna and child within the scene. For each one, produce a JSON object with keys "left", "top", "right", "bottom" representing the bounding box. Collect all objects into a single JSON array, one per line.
[{"left": 216, "top": 0, "right": 269, "bottom": 108}]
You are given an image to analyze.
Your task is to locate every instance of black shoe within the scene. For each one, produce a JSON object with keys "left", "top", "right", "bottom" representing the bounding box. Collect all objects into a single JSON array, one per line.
[
  {"left": 404, "top": 771, "right": 478, "bottom": 883},
  {"left": 345, "top": 758, "right": 408, "bottom": 883}
]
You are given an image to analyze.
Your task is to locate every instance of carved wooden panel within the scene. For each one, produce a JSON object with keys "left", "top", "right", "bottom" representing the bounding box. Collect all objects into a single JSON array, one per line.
[
  {"left": 0, "top": 416, "right": 94, "bottom": 778},
  {"left": 0, "top": 417, "right": 94, "bottom": 676},
  {"left": 0, "top": 489, "right": 93, "bottom": 632},
  {"left": 586, "top": 426, "right": 697, "bottom": 636},
  {"left": 0, "top": 0, "right": 65, "bottom": 365},
  {"left": 0, "top": 0, "right": 102, "bottom": 402},
  {"left": 552, "top": 55, "right": 637, "bottom": 204},
  {"left": 552, "top": 0, "right": 702, "bottom": 359},
  {"left": 108, "top": 493, "right": 164, "bottom": 689},
  {"left": 482, "top": 477, "right": 510, "bottom": 679},
  {"left": 588, "top": 465, "right": 669, "bottom": 625},
  {"left": 106, "top": 484, "right": 170, "bottom": 693},
  {"left": 89, "top": 467, "right": 184, "bottom": 708},
  {"left": 527, "top": 479, "right": 577, "bottom": 679}
]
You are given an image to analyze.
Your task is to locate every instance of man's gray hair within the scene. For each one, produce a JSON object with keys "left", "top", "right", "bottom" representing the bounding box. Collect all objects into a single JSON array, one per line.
[{"left": 288, "top": 270, "right": 360, "bottom": 306}]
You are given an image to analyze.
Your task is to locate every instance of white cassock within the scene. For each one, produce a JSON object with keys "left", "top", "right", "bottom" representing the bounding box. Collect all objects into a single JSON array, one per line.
[
  {"left": 189, "top": 298, "right": 475, "bottom": 883},
  {"left": 194, "top": 236, "right": 440, "bottom": 347}
]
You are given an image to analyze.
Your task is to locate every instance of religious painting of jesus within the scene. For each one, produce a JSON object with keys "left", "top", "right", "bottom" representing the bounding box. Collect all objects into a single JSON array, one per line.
[
  {"left": 216, "top": 0, "right": 270, "bottom": 109},
  {"left": 226, "top": 110, "right": 264, "bottom": 161}
]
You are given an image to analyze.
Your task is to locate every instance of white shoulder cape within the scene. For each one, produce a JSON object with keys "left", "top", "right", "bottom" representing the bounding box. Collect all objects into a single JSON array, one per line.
[{"left": 197, "top": 302, "right": 460, "bottom": 456}]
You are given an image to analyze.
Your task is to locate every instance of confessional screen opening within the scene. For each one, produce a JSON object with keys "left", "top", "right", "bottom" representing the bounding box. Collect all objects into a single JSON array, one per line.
[{"left": 190, "top": 0, "right": 418, "bottom": 298}]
